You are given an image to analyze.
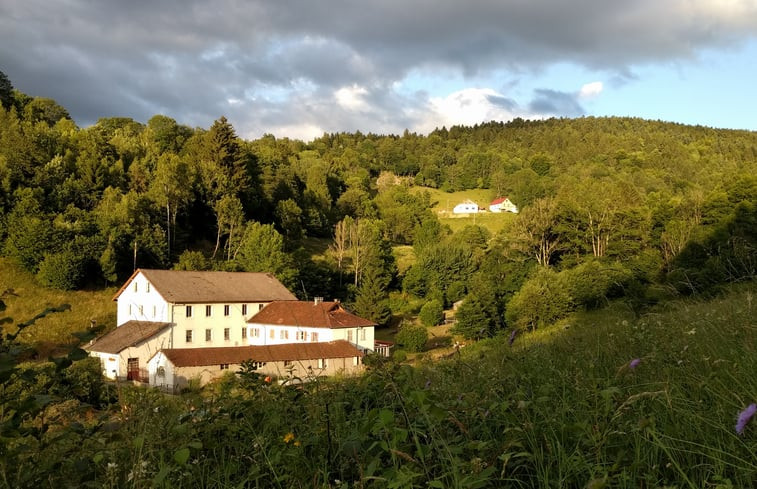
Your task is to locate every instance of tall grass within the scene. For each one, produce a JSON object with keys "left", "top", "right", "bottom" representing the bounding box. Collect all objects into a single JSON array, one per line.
[
  {"left": 5, "top": 284, "right": 756, "bottom": 488},
  {"left": 0, "top": 257, "right": 116, "bottom": 346}
]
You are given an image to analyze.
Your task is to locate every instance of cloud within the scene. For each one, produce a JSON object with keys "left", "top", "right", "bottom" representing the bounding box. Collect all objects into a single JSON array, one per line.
[
  {"left": 579, "top": 81, "right": 603, "bottom": 98},
  {"left": 528, "top": 89, "right": 585, "bottom": 118},
  {"left": 1, "top": 0, "right": 756, "bottom": 137}
]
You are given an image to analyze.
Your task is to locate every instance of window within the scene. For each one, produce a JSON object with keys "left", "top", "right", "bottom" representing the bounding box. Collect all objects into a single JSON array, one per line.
[
  {"left": 205, "top": 329, "right": 212, "bottom": 342},
  {"left": 128, "top": 304, "right": 132, "bottom": 315},
  {"left": 133, "top": 282, "right": 138, "bottom": 292},
  {"left": 296, "top": 331, "right": 306, "bottom": 341},
  {"left": 258, "top": 304, "right": 264, "bottom": 311},
  {"left": 242, "top": 327, "right": 247, "bottom": 339},
  {"left": 220, "top": 364, "right": 229, "bottom": 370},
  {"left": 224, "top": 305, "right": 230, "bottom": 316},
  {"left": 318, "top": 359, "right": 328, "bottom": 369},
  {"left": 138, "top": 305, "right": 144, "bottom": 316},
  {"left": 269, "top": 329, "right": 275, "bottom": 339},
  {"left": 186, "top": 330, "right": 193, "bottom": 343},
  {"left": 347, "top": 330, "right": 353, "bottom": 342},
  {"left": 242, "top": 304, "right": 248, "bottom": 315},
  {"left": 284, "top": 360, "right": 292, "bottom": 367},
  {"left": 311, "top": 332, "right": 319, "bottom": 342},
  {"left": 186, "top": 305, "right": 193, "bottom": 317},
  {"left": 205, "top": 305, "right": 212, "bottom": 317},
  {"left": 280, "top": 330, "right": 289, "bottom": 340},
  {"left": 224, "top": 328, "right": 230, "bottom": 341},
  {"left": 360, "top": 328, "right": 366, "bottom": 341},
  {"left": 251, "top": 328, "right": 260, "bottom": 338},
  {"left": 152, "top": 305, "right": 156, "bottom": 318},
  {"left": 146, "top": 283, "right": 150, "bottom": 292}
]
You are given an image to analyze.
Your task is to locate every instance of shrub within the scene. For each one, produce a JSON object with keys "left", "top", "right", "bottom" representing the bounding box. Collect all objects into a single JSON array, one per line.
[
  {"left": 419, "top": 299, "right": 444, "bottom": 326},
  {"left": 36, "top": 250, "right": 86, "bottom": 290},
  {"left": 395, "top": 324, "right": 428, "bottom": 352},
  {"left": 506, "top": 268, "right": 574, "bottom": 330},
  {"left": 451, "top": 294, "right": 496, "bottom": 339}
]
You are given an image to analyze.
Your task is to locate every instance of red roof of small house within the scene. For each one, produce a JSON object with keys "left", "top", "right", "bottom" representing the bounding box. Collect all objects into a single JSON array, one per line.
[
  {"left": 490, "top": 197, "right": 509, "bottom": 205},
  {"left": 154, "top": 340, "right": 363, "bottom": 367},
  {"left": 248, "top": 301, "right": 376, "bottom": 329},
  {"left": 112, "top": 269, "right": 297, "bottom": 303},
  {"left": 86, "top": 321, "right": 171, "bottom": 354}
]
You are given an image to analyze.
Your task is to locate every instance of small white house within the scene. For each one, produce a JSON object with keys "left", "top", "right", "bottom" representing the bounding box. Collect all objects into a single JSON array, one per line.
[
  {"left": 489, "top": 197, "right": 518, "bottom": 214},
  {"left": 246, "top": 299, "right": 377, "bottom": 352},
  {"left": 452, "top": 200, "right": 481, "bottom": 214}
]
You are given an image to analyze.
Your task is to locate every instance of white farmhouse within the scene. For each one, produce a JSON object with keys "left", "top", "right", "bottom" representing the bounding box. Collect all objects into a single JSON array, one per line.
[
  {"left": 452, "top": 200, "right": 482, "bottom": 214},
  {"left": 489, "top": 197, "right": 518, "bottom": 213},
  {"left": 88, "top": 269, "right": 297, "bottom": 380}
]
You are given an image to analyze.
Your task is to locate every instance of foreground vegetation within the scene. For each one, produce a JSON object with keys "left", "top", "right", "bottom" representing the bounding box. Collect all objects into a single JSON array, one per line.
[{"left": 2, "top": 284, "right": 754, "bottom": 488}]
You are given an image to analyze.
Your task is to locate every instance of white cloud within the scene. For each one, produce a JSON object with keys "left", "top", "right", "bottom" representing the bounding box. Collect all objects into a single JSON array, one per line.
[
  {"left": 334, "top": 84, "right": 370, "bottom": 111},
  {"left": 423, "top": 88, "right": 517, "bottom": 131},
  {"left": 579, "top": 81, "right": 603, "bottom": 98}
]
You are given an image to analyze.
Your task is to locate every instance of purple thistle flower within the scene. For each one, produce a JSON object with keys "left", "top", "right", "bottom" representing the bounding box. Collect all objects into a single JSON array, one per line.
[
  {"left": 508, "top": 329, "right": 518, "bottom": 346},
  {"left": 736, "top": 403, "right": 757, "bottom": 435},
  {"left": 629, "top": 358, "right": 641, "bottom": 369}
]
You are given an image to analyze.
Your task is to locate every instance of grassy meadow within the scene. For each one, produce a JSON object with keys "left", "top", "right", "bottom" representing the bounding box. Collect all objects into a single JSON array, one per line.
[
  {"left": 0, "top": 257, "right": 116, "bottom": 348},
  {"left": 415, "top": 186, "right": 517, "bottom": 235},
  {"left": 6, "top": 282, "right": 754, "bottom": 488}
]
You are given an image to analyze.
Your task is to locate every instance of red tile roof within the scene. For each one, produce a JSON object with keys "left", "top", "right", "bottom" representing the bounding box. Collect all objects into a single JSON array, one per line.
[
  {"left": 86, "top": 321, "right": 171, "bottom": 354},
  {"left": 156, "top": 340, "right": 363, "bottom": 367},
  {"left": 490, "top": 197, "right": 509, "bottom": 205},
  {"left": 113, "top": 269, "right": 297, "bottom": 303},
  {"left": 247, "top": 301, "right": 376, "bottom": 329}
]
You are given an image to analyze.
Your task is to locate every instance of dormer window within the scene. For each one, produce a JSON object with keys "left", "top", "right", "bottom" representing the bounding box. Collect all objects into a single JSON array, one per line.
[{"left": 133, "top": 282, "right": 138, "bottom": 292}]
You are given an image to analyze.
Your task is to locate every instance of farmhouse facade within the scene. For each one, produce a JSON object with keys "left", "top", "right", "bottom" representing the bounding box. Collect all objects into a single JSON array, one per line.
[
  {"left": 147, "top": 340, "right": 364, "bottom": 390},
  {"left": 489, "top": 197, "right": 518, "bottom": 213},
  {"left": 87, "top": 269, "right": 380, "bottom": 385},
  {"left": 452, "top": 200, "right": 482, "bottom": 214},
  {"left": 246, "top": 299, "right": 376, "bottom": 351}
]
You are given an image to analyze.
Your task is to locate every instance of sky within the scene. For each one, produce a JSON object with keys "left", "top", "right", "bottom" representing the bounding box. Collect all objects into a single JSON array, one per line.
[{"left": 2, "top": 1, "right": 757, "bottom": 141}]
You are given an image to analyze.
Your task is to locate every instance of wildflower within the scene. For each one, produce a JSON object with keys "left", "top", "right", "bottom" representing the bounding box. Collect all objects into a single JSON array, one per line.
[
  {"left": 629, "top": 358, "right": 641, "bottom": 369},
  {"left": 264, "top": 376, "right": 272, "bottom": 383},
  {"left": 508, "top": 329, "right": 518, "bottom": 346},
  {"left": 283, "top": 432, "right": 295, "bottom": 443},
  {"left": 293, "top": 440, "right": 301, "bottom": 447},
  {"left": 735, "top": 403, "right": 757, "bottom": 435}
]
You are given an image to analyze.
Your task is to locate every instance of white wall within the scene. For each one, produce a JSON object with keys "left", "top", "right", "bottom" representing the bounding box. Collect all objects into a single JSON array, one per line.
[
  {"left": 177, "top": 302, "right": 267, "bottom": 348},
  {"left": 247, "top": 323, "right": 375, "bottom": 351},
  {"left": 116, "top": 272, "right": 171, "bottom": 326}
]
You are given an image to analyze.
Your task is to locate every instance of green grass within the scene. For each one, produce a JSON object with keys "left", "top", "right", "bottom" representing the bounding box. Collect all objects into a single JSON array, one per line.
[
  {"left": 0, "top": 257, "right": 116, "bottom": 347},
  {"left": 4, "top": 268, "right": 756, "bottom": 487},
  {"left": 413, "top": 186, "right": 517, "bottom": 235}
]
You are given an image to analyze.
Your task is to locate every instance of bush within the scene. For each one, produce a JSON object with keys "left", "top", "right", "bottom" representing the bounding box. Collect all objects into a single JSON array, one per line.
[
  {"left": 506, "top": 268, "right": 574, "bottom": 330},
  {"left": 562, "top": 260, "right": 633, "bottom": 309},
  {"left": 451, "top": 294, "right": 496, "bottom": 339},
  {"left": 37, "top": 250, "right": 86, "bottom": 290},
  {"left": 395, "top": 324, "right": 428, "bottom": 352},
  {"left": 419, "top": 299, "right": 444, "bottom": 326}
]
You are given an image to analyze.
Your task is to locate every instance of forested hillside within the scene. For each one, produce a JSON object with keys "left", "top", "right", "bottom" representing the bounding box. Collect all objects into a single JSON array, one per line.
[{"left": 1, "top": 71, "right": 756, "bottom": 338}]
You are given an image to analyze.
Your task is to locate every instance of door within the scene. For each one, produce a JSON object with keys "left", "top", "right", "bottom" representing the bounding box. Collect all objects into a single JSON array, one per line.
[{"left": 127, "top": 357, "right": 140, "bottom": 380}]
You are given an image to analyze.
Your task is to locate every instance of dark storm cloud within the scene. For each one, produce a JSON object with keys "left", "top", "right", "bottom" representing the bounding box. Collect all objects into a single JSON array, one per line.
[
  {"left": 1, "top": 0, "right": 756, "bottom": 137},
  {"left": 529, "top": 89, "right": 585, "bottom": 117}
]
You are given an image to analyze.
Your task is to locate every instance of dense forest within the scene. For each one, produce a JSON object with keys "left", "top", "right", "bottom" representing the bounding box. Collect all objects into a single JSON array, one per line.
[{"left": 1, "top": 69, "right": 756, "bottom": 337}]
